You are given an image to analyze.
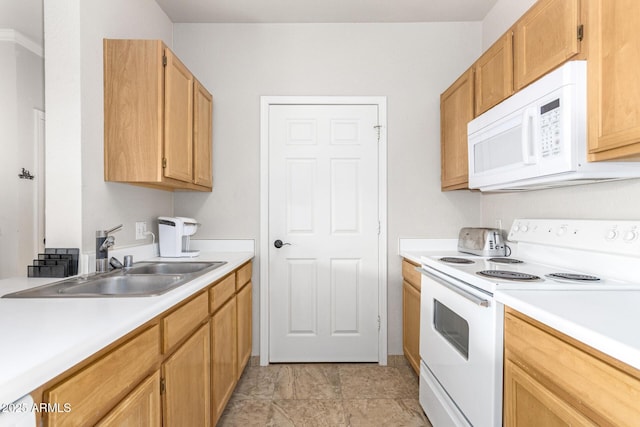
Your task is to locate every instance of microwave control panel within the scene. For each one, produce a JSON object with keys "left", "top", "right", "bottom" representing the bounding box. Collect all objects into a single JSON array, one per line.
[{"left": 539, "top": 98, "right": 561, "bottom": 157}]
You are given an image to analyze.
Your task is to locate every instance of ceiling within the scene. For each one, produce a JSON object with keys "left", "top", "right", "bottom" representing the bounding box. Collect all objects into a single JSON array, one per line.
[
  {"left": 0, "top": 0, "right": 499, "bottom": 49},
  {"left": 154, "top": 0, "right": 499, "bottom": 24}
]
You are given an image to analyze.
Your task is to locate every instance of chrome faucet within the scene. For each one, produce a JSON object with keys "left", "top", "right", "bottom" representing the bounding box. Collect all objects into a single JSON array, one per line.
[
  {"left": 100, "top": 235, "right": 116, "bottom": 251},
  {"left": 96, "top": 224, "right": 122, "bottom": 273}
]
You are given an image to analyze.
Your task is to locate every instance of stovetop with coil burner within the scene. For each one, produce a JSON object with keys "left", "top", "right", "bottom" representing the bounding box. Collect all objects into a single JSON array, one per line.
[{"left": 422, "top": 219, "right": 640, "bottom": 294}]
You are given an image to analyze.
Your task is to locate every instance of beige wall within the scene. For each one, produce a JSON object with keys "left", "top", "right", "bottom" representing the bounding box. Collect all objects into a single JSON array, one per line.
[
  {"left": 44, "top": 0, "right": 175, "bottom": 261},
  {"left": 172, "top": 22, "right": 484, "bottom": 355}
]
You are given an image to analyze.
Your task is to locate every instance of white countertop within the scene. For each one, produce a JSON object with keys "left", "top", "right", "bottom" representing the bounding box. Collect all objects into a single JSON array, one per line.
[
  {"left": 0, "top": 250, "right": 253, "bottom": 406},
  {"left": 495, "top": 289, "right": 640, "bottom": 371},
  {"left": 398, "top": 238, "right": 458, "bottom": 264}
]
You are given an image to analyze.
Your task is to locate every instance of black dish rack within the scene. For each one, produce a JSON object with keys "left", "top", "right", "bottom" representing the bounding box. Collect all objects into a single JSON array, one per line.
[{"left": 27, "top": 248, "right": 79, "bottom": 278}]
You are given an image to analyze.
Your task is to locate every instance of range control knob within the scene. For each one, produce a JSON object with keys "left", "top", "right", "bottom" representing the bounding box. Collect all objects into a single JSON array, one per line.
[
  {"left": 520, "top": 225, "right": 529, "bottom": 233},
  {"left": 557, "top": 226, "right": 568, "bottom": 236},
  {"left": 605, "top": 229, "right": 619, "bottom": 241},
  {"left": 623, "top": 230, "right": 639, "bottom": 243}
]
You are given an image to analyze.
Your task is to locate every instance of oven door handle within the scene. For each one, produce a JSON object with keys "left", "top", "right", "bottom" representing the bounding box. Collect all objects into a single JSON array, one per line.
[{"left": 416, "top": 267, "right": 490, "bottom": 308}]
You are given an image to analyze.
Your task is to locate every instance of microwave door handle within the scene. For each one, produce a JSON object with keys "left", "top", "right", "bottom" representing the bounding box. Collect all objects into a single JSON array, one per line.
[{"left": 521, "top": 108, "right": 537, "bottom": 165}]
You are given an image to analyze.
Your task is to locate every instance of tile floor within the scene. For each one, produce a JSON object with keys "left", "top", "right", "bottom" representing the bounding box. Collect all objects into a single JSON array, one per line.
[{"left": 218, "top": 360, "right": 433, "bottom": 426}]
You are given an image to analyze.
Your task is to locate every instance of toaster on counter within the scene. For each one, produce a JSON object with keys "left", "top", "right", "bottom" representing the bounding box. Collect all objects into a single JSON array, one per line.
[{"left": 457, "top": 227, "right": 506, "bottom": 257}]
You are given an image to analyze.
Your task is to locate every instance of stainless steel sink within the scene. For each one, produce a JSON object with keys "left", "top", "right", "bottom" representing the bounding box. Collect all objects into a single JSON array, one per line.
[
  {"left": 59, "top": 275, "right": 185, "bottom": 296},
  {"left": 124, "top": 261, "right": 225, "bottom": 275},
  {"left": 2, "top": 261, "right": 227, "bottom": 298}
]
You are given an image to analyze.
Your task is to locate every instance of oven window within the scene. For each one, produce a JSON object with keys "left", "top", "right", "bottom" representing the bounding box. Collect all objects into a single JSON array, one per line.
[{"left": 433, "top": 299, "right": 469, "bottom": 360}]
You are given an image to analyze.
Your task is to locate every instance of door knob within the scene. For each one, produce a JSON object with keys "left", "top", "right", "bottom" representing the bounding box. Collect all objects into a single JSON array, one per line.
[{"left": 274, "top": 239, "right": 291, "bottom": 249}]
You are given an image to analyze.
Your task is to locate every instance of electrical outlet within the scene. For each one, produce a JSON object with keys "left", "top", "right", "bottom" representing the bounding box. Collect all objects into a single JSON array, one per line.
[{"left": 135, "top": 222, "right": 147, "bottom": 240}]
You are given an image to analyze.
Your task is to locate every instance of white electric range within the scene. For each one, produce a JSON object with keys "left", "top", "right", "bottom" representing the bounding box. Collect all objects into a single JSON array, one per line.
[{"left": 417, "top": 219, "right": 640, "bottom": 427}]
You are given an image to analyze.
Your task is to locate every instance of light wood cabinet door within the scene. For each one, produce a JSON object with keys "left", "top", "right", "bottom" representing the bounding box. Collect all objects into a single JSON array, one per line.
[
  {"left": 104, "top": 39, "right": 164, "bottom": 184},
  {"left": 193, "top": 79, "right": 213, "bottom": 188},
  {"left": 587, "top": 0, "right": 640, "bottom": 161},
  {"left": 504, "top": 308, "right": 640, "bottom": 426},
  {"left": 163, "top": 48, "right": 194, "bottom": 184},
  {"left": 402, "top": 280, "right": 420, "bottom": 375},
  {"left": 211, "top": 296, "right": 238, "bottom": 424},
  {"left": 96, "top": 371, "right": 162, "bottom": 427},
  {"left": 504, "top": 360, "right": 596, "bottom": 427},
  {"left": 513, "top": 0, "right": 581, "bottom": 90},
  {"left": 475, "top": 31, "right": 514, "bottom": 115},
  {"left": 441, "top": 68, "right": 474, "bottom": 191},
  {"left": 163, "top": 324, "right": 211, "bottom": 427},
  {"left": 236, "top": 281, "right": 252, "bottom": 378}
]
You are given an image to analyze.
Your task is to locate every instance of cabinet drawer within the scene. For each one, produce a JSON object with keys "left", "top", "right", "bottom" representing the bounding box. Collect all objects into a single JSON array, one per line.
[
  {"left": 402, "top": 259, "right": 421, "bottom": 291},
  {"left": 210, "top": 273, "right": 236, "bottom": 313},
  {"left": 163, "top": 291, "right": 209, "bottom": 353},
  {"left": 236, "top": 261, "right": 252, "bottom": 290},
  {"left": 505, "top": 310, "right": 640, "bottom": 426},
  {"left": 45, "top": 325, "right": 160, "bottom": 427}
]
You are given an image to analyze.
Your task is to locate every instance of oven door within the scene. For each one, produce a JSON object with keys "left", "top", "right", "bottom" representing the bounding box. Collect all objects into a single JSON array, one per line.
[{"left": 419, "top": 266, "right": 503, "bottom": 427}]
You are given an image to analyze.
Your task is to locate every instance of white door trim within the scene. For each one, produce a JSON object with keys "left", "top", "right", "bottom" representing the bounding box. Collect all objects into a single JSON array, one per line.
[
  {"left": 260, "top": 96, "right": 388, "bottom": 366},
  {"left": 34, "top": 109, "right": 45, "bottom": 253}
]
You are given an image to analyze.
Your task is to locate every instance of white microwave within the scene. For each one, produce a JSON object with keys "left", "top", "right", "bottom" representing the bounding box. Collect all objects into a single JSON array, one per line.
[{"left": 467, "top": 60, "right": 640, "bottom": 192}]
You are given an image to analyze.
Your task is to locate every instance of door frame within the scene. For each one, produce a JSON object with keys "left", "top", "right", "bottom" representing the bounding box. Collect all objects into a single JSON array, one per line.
[
  {"left": 34, "top": 109, "right": 45, "bottom": 253},
  {"left": 259, "top": 96, "right": 388, "bottom": 366}
]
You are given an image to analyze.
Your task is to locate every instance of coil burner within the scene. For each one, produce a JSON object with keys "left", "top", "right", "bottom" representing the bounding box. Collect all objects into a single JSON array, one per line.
[
  {"left": 477, "top": 270, "right": 541, "bottom": 281},
  {"left": 439, "top": 257, "right": 475, "bottom": 264},
  {"left": 488, "top": 257, "right": 523, "bottom": 264},
  {"left": 546, "top": 273, "right": 601, "bottom": 282}
]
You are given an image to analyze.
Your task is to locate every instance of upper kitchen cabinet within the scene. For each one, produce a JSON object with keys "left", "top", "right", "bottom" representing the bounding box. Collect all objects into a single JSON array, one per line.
[
  {"left": 104, "top": 39, "right": 213, "bottom": 192},
  {"left": 587, "top": 0, "right": 640, "bottom": 161},
  {"left": 441, "top": 68, "right": 474, "bottom": 191},
  {"left": 474, "top": 31, "right": 514, "bottom": 116},
  {"left": 193, "top": 80, "right": 214, "bottom": 187},
  {"left": 513, "top": 0, "right": 583, "bottom": 91}
]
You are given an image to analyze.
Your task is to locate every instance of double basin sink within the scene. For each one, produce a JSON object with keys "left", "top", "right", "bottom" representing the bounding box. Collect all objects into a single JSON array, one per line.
[{"left": 3, "top": 261, "right": 226, "bottom": 298}]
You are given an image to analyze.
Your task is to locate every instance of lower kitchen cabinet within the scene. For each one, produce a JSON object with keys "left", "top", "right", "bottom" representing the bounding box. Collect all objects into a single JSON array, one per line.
[
  {"left": 96, "top": 371, "right": 162, "bottom": 427},
  {"left": 40, "top": 259, "right": 253, "bottom": 427},
  {"left": 163, "top": 323, "right": 211, "bottom": 427},
  {"left": 402, "top": 259, "right": 421, "bottom": 375},
  {"left": 504, "top": 359, "right": 595, "bottom": 427},
  {"left": 236, "top": 280, "right": 252, "bottom": 379},
  {"left": 504, "top": 308, "right": 640, "bottom": 426},
  {"left": 211, "top": 294, "right": 237, "bottom": 424},
  {"left": 44, "top": 325, "right": 160, "bottom": 426}
]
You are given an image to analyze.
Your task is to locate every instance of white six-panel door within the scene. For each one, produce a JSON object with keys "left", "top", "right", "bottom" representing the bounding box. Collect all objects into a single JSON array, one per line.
[{"left": 268, "top": 104, "right": 380, "bottom": 362}]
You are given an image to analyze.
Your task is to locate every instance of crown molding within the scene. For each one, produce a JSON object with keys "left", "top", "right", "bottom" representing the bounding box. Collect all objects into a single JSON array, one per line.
[{"left": 0, "top": 29, "right": 43, "bottom": 57}]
